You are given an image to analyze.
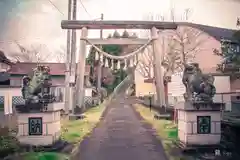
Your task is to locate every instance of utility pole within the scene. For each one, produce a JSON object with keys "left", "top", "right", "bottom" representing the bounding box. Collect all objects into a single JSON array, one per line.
[
  {"left": 70, "top": 0, "right": 77, "bottom": 114},
  {"left": 97, "top": 13, "right": 103, "bottom": 102},
  {"left": 64, "top": 0, "right": 72, "bottom": 114}
]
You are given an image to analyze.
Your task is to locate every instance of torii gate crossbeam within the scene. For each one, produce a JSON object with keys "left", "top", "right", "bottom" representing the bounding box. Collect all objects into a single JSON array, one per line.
[
  {"left": 61, "top": 20, "right": 177, "bottom": 111},
  {"left": 61, "top": 20, "right": 177, "bottom": 30}
]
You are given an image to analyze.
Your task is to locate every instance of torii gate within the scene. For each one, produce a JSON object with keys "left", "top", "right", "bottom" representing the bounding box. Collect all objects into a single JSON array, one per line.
[{"left": 61, "top": 20, "right": 177, "bottom": 110}]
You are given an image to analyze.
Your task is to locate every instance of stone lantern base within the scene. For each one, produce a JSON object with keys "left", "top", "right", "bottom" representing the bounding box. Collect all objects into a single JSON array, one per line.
[
  {"left": 175, "top": 101, "right": 224, "bottom": 149},
  {"left": 16, "top": 103, "right": 61, "bottom": 146}
]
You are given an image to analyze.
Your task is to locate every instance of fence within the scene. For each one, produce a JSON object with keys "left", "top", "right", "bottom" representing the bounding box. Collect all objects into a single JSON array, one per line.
[
  {"left": 214, "top": 92, "right": 240, "bottom": 113},
  {"left": 0, "top": 86, "right": 65, "bottom": 116},
  {"left": 139, "top": 92, "right": 240, "bottom": 113},
  {"left": 166, "top": 92, "right": 240, "bottom": 112},
  {"left": 99, "top": 73, "right": 135, "bottom": 107},
  {"left": 111, "top": 74, "right": 134, "bottom": 100}
]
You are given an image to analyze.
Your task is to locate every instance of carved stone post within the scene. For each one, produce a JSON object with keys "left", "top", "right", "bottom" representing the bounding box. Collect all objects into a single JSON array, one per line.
[
  {"left": 75, "top": 27, "right": 88, "bottom": 112},
  {"left": 151, "top": 27, "right": 166, "bottom": 107}
]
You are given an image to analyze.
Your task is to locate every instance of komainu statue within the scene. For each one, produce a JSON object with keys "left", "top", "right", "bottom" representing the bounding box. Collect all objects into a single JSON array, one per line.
[
  {"left": 21, "top": 65, "right": 53, "bottom": 108},
  {"left": 182, "top": 63, "right": 216, "bottom": 102}
]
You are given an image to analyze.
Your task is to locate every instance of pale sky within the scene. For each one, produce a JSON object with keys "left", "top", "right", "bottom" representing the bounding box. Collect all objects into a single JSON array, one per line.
[{"left": 0, "top": 0, "right": 240, "bottom": 61}]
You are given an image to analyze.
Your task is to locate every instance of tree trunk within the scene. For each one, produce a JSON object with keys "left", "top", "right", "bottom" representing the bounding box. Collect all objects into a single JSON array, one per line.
[{"left": 181, "top": 44, "right": 186, "bottom": 65}]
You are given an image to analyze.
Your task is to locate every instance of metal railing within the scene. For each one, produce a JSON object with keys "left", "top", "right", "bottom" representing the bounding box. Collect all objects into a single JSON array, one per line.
[
  {"left": 111, "top": 74, "right": 134, "bottom": 99},
  {"left": 102, "top": 73, "right": 135, "bottom": 107}
]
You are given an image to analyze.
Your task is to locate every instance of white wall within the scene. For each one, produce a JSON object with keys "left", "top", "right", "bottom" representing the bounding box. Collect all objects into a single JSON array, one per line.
[
  {"left": 168, "top": 73, "right": 185, "bottom": 96},
  {"left": 213, "top": 76, "right": 231, "bottom": 111},
  {"left": 0, "top": 87, "right": 22, "bottom": 114},
  {"left": 85, "top": 88, "right": 92, "bottom": 97},
  {"left": 168, "top": 73, "right": 185, "bottom": 105}
]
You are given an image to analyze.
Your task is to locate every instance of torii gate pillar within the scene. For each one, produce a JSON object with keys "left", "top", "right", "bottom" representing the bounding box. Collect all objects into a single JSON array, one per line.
[
  {"left": 75, "top": 27, "right": 88, "bottom": 112},
  {"left": 151, "top": 27, "right": 166, "bottom": 107}
]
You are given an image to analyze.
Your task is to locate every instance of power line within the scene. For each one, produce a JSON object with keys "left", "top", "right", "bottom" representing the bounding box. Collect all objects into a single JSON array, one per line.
[
  {"left": 47, "top": 0, "right": 100, "bottom": 21},
  {"left": 79, "top": 0, "right": 92, "bottom": 19},
  {"left": 47, "top": 0, "right": 64, "bottom": 16}
]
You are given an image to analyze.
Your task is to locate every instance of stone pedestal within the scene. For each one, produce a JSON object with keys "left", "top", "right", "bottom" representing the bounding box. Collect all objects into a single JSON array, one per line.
[
  {"left": 175, "top": 101, "right": 224, "bottom": 148},
  {"left": 16, "top": 103, "right": 61, "bottom": 146}
]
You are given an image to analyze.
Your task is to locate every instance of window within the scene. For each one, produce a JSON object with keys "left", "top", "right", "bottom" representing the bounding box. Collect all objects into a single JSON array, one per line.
[{"left": 197, "top": 116, "right": 211, "bottom": 134}]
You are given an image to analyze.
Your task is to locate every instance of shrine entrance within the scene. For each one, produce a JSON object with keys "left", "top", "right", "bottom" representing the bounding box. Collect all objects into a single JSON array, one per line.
[{"left": 61, "top": 20, "right": 177, "bottom": 110}]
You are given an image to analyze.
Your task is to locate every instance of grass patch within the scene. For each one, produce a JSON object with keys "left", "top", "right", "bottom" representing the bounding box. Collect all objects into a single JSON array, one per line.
[
  {"left": 22, "top": 152, "right": 68, "bottom": 160},
  {"left": 61, "top": 104, "right": 106, "bottom": 144},
  {"left": 134, "top": 104, "right": 185, "bottom": 160}
]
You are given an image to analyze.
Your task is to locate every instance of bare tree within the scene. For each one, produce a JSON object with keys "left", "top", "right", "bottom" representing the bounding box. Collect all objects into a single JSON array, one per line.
[
  {"left": 138, "top": 27, "right": 208, "bottom": 77},
  {"left": 166, "top": 25, "right": 209, "bottom": 70},
  {"left": 55, "top": 45, "right": 66, "bottom": 63},
  {"left": 184, "top": 8, "right": 192, "bottom": 21},
  {"left": 139, "top": 9, "right": 209, "bottom": 78},
  {"left": 161, "top": 39, "right": 182, "bottom": 76},
  {"left": 137, "top": 46, "right": 154, "bottom": 78},
  {"left": 9, "top": 42, "right": 52, "bottom": 62},
  {"left": 137, "top": 35, "right": 180, "bottom": 79}
]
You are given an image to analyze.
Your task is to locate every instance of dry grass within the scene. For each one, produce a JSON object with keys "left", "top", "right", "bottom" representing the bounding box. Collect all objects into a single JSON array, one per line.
[
  {"left": 61, "top": 104, "right": 106, "bottom": 144},
  {"left": 133, "top": 104, "right": 185, "bottom": 160}
]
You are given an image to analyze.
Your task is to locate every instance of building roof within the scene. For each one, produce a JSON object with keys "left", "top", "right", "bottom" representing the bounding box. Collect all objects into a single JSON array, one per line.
[
  {"left": 177, "top": 22, "right": 237, "bottom": 41},
  {"left": 8, "top": 62, "right": 90, "bottom": 76}
]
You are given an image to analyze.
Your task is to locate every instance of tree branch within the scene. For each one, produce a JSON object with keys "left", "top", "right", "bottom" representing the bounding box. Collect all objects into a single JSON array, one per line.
[{"left": 9, "top": 42, "right": 53, "bottom": 62}]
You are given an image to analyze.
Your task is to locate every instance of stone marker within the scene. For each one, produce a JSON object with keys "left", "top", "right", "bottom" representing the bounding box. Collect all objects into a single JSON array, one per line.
[{"left": 17, "top": 103, "right": 61, "bottom": 146}]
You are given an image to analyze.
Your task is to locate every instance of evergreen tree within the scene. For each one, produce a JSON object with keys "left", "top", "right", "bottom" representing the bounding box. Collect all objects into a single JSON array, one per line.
[
  {"left": 214, "top": 27, "right": 240, "bottom": 74},
  {"left": 86, "top": 30, "right": 131, "bottom": 93},
  {"left": 233, "top": 30, "right": 240, "bottom": 43}
]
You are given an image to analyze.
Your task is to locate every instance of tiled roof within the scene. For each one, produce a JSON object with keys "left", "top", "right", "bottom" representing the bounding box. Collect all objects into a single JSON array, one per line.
[{"left": 8, "top": 62, "right": 90, "bottom": 76}]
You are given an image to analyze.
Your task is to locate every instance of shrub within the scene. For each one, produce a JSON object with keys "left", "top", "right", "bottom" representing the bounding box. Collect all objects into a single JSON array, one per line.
[{"left": 0, "top": 126, "right": 20, "bottom": 158}]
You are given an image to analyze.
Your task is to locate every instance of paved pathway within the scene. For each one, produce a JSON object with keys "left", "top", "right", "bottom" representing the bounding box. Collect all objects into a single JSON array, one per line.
[{"left": 75, "top": 98, "right": 168, "bottom": 160}]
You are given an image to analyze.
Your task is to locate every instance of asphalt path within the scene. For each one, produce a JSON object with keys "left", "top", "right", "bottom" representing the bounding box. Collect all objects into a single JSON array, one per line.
[{"left": 74, "top": 98, "right": 168, "bottom": 160}]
